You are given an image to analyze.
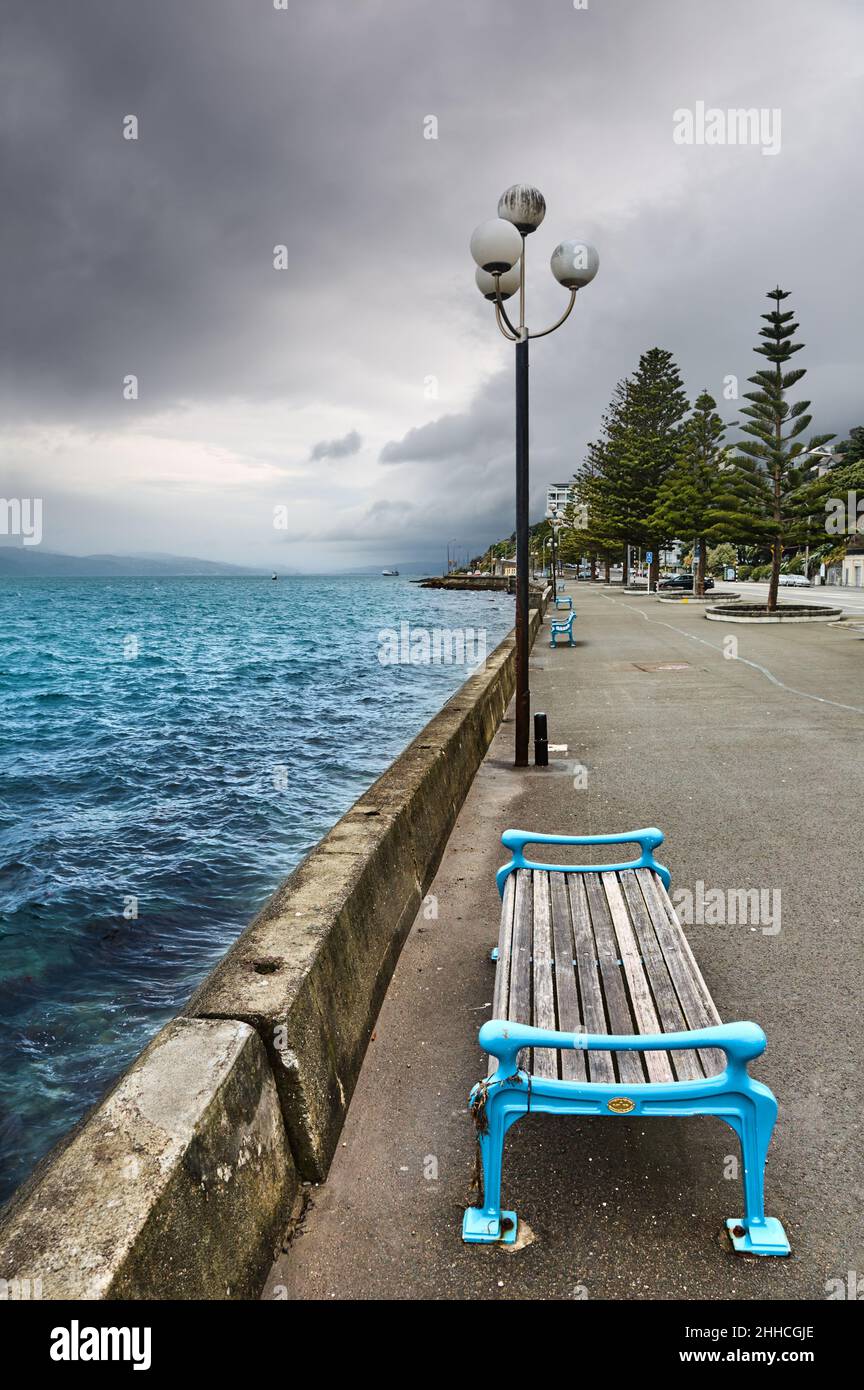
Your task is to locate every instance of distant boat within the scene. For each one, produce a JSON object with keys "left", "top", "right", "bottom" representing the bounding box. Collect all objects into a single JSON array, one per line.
[
  {"left": 381, "top": 568, "right": 399, "bottom": 577},
  {"left": 271, "top": 572, "right": 278, "bottom": 581}
]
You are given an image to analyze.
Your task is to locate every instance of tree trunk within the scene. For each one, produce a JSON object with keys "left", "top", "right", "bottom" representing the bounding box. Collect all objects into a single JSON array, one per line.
[
  {"left": 649, "top": 548, "right": 660, "bottom": 591},
  {"left": 769, "top": 371, "right": 783, "bottom": 614},
  {"left": 695, "top": 540, "right": 706, "bottom": 598},
  {"left": 604, "top": 556, "right": 611, "bottom": 583},
  {"left": 622, "top": 543, "right": 629, "bottom": 586},
  {"left": 768, "top": 537, "right": 782, "bottom": 612},
  {"left": 590, "top": 553, "right": 597, "bottom": 581}
]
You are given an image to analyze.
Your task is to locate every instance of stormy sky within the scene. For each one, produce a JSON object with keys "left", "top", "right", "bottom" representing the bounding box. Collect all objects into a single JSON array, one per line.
[{"left": 2, "top": 0, "right": 862, "bottom": 570}]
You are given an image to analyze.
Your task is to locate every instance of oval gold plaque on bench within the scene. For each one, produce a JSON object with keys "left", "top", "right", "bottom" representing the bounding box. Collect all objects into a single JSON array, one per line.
[{"left": 607, "top": 1097, "right": 636, "bottom": 1114}]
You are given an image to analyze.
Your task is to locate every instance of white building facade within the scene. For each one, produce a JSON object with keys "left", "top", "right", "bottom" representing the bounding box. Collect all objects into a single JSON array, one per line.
[
  {"left": 841, "top": 534, "right": 864, "bottom": 587},
  {"left": 545, "top": 482, "right": 572, "bottom": 518}
]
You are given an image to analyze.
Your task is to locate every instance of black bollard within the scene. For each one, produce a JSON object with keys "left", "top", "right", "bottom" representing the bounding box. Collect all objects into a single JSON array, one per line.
[{"left": 534, "top": 711, "right": 549, "bottom": 767}]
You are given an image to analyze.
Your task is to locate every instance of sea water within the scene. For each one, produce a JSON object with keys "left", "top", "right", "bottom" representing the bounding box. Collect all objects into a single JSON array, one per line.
[{"left": 0, "top": 575, "right": 514, "bottom": 1202}]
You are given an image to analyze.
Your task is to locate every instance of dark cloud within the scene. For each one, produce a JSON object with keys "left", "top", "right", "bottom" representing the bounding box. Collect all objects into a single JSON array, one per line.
[
  {"left": 310, "top": 429, "right": 363, "bottom": 461},
  {"left": 1, "top": 0, "right": 862, "bottom": 568},
  {"left": 380, "top": 411, "right": 502, "bottom": 464}
]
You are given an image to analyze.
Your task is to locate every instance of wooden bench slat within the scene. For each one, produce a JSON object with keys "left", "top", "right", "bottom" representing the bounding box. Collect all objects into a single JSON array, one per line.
[
  {"left": 509, "top": 870, "right": 534, "bottom": 1070},
  {"left": 603, "top": 874, "right": 675, "bottom": 1084},
  {"left": 492, "top": 873, "right": 516, "bottom": 1023},
  {"left": 636, "top": 869, "right": 725, "bottom": 1075},
  {"left": 508, "top": 871, "right": 533, "bottom": 1024},
  {"left": 567, "top": 876, "right": 616, "bottom": 1083},
  {"left": 488, "top": 873, "right": 516, "bottom": 1075},
  {"left": 618, "top": 870, "right": 704, "bottom": 1081},
  {"left": 531, "top": 872, "right": 559, "bottom": 1079},
  {"left": 583, "top": 873, "right": 646, "bottom": 1085},
  {"left": 549, "top": 872, "right": 586, "bottom": 1081},
  {"left": 491, "top": 863, "right": 726, "bottom": 1085}
]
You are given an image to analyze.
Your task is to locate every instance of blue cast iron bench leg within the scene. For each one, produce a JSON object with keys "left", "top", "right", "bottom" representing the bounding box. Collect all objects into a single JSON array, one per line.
[
  {"left": 550, "top": 611, "right": 576, "bottom": 647},
  {"left": 463, "top": 828, "right": 789, "bottom": 1257}
]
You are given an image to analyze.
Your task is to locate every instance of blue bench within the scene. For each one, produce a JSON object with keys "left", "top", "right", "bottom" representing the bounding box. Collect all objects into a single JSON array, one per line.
[
  {"left": 550, "top": 611, "right": 576, "bottom": 647},
  {"left": 462, "top": 828, "right": 789, "bottom": 1257},
  {"left": 554, "top": 595, "right": 573, "bottom": 610}
]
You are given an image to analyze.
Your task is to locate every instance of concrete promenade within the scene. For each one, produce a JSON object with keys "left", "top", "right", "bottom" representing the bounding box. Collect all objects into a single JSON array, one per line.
[{"left": 266, "top": 585, "right": 863, "bottom": 1300}]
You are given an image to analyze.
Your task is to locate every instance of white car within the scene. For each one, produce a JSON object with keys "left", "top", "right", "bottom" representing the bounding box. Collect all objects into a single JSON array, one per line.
[{"left": 778, "top": 573, "right": 811, "bottom": 587}]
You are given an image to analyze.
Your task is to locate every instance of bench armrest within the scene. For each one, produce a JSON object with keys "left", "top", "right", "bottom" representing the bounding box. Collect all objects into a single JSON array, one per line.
[
  {"left": 496, "top": 826, "right": 670, "bottom": 896},
  {"left": 479, "top": 1019, "right": 767, "bottom": 1082}
]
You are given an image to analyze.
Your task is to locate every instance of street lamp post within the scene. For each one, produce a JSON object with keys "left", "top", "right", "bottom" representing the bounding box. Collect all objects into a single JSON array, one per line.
[
  {"left": 470, "top": 186, "right": 598, "bottom": 766},
  {"left": 549, "top": 507, "right": 567, "bottom": 602}
]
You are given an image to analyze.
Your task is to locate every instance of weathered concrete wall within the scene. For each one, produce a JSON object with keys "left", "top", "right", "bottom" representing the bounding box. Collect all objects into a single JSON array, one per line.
[
  {"left": 187, "top": 615, "right": 542, "bottom": 1180},
  {"left": 0, "top": 1019, "right": 297, "bottom": 1300}
]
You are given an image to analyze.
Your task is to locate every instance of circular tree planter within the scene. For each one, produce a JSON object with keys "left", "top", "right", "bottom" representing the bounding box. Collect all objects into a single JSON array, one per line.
[
  {"left": 704, "top": 603, "right": 843, "bottom": 623},
  {"left": 657, "top": 592, "right": 738, "bottom": 605}
]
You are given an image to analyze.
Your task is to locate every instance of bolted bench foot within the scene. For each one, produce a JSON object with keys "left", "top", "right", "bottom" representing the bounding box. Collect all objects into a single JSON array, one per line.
[
  {"left": 726, "top": 1216, "right": 790, "bottom": 1257},
  {"left": 462, "top": 1207, "right": 518, "bottom": 1244}
]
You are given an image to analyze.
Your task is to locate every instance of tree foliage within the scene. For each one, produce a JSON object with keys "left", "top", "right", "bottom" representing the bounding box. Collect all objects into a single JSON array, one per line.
[
  {"left": 726, "top": 287, "right": 833, "bottom": 609},
  {"left": 577, "top": 348, "right": 688, "bottom": 582},
  {"left": 647, "top": 390, "right": 735, "bottom": 594}
]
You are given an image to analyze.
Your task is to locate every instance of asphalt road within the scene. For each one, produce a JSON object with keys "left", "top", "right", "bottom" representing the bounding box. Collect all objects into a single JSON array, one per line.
[{"left": 265, "top": 587, "right": 863, "bottom": 1301}]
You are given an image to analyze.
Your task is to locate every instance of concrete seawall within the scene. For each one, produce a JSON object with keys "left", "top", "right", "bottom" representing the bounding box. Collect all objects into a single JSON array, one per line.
[
  {"left": 0, "top": 605, "right": 544, "bottom": 1299},
  {"left": 186, "top": 607, "right": 543, "bottom": 1179},
  {"left": 0, "top": 1019, "right": 297, "bottom": 1300}
]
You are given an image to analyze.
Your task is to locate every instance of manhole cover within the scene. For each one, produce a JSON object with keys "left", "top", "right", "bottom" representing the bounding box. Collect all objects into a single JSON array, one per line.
[{"left": 633, "top": 661, "right": 691, "bottom": 672}]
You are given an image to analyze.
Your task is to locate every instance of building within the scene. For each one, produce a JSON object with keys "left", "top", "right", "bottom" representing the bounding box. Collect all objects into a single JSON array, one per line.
[
  {"left": 545, "top": 482, "right": 572, "bottom": 518},
  {"left": 798, "top": 444, "right": 840, "bottom": 478},
  {"left": 841, "top": 532, "right": 864, "bottom": 588},
  {"left": 493, "top": 555, "right": 517, "bottom": 578}
]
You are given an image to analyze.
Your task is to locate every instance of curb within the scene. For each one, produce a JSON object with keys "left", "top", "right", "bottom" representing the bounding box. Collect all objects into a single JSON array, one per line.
[{"left": 704, "top": 605, "right": 843, "bottom": 623}]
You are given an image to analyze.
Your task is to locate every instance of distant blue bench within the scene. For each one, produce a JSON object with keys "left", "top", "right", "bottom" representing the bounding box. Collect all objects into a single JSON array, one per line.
[
  {"left": 462, "top": 828, "right": 789, "bottom": 1257},
  {"left": 550, "top": 611, "right": 576, "bottom": 647},
  {"left": 554, "top": 595, "right": 573, "bottom": 610}
]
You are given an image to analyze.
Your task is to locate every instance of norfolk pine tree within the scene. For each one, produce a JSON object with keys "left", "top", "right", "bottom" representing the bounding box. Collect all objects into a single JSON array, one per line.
[
  {"left": 731, "top": 288, "right": 833, "bottom": 611},
  {"left": 592, "top": 349, "right": 689, "bottom": 585},
  {"left": 648, "top": 390, "right": 733, "bottom": 597},
  {"left": 572, "top": 439, "right": 621, "bottom": 580}
]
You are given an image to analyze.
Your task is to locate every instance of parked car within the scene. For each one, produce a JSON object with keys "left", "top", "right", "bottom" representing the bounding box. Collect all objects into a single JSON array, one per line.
[
  {"left": 657, "top": 573, "right": 715, "bottom": 591},
  {"left": 778, "top": 573, "right": 811, "bottom": 587}
]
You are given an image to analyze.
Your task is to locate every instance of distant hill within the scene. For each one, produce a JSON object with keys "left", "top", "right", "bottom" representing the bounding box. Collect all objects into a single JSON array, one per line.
[{"left": 0, "top": 549, "right": 277, "bottom": 578}]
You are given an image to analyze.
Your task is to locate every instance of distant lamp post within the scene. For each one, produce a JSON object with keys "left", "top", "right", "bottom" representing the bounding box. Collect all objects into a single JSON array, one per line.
[
  {"left": 549, "top": 507, "right": 566, "bottom": 602},
  {"left": 471, "top": 186, "right": 598, "bottom": 766}
]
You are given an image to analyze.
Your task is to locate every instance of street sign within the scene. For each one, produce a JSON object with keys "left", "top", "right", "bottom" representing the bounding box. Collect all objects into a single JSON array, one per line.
[{"left": 646, "top": 550, "right": 653, "bottom": 563}]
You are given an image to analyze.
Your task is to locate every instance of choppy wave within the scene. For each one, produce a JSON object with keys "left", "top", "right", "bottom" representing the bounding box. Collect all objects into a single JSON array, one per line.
[{"left": 0, "top": 575, "right": 513, "bottom": 1202}]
